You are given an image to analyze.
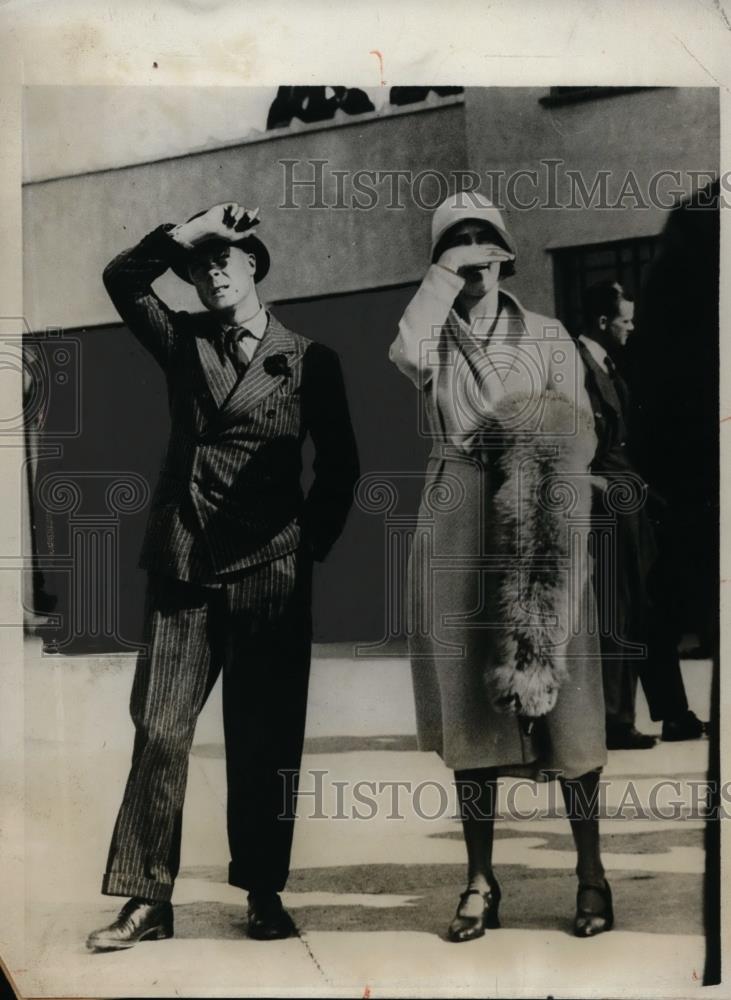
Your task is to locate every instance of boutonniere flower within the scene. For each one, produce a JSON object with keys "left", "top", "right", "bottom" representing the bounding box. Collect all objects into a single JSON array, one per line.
[{"left": 264, "top": 354, "right": 292, "bottom": 379}]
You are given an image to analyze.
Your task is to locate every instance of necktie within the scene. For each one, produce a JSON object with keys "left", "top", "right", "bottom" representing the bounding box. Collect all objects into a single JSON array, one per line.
[
  {"left": 223, "top": 326, "right": 255, "bottom": 376},
  {"left": 604, "top": 354, "right": 617, "bottom": 378}
]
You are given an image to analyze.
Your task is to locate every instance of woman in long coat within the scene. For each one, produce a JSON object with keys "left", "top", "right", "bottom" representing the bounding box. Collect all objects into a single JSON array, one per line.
[{"left": 389, "top": 192, "right": 610, "bottom": 942}]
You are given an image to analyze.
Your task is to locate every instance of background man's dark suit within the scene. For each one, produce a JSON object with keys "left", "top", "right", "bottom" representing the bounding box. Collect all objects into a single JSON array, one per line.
[
  {"left": 100, "top": 225, "right": 359, "bottom": 902},
  {"left": 577, "top": 338, "right": 656, "bottom": 729}
]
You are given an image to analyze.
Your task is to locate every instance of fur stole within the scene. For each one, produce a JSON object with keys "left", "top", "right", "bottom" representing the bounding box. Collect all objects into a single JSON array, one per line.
[{"left": 485, "top": 390, "right": 595, "bottom": 718}]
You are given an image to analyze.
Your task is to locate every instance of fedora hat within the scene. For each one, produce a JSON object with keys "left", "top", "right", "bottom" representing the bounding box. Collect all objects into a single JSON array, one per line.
[{"left": 169, "top": 209, "right": 271, "bottom": 284}]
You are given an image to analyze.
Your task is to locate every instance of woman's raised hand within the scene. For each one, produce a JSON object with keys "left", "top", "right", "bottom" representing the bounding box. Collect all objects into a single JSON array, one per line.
[{"left": 437, "top": 243, "right": 508, "bottom": 276}]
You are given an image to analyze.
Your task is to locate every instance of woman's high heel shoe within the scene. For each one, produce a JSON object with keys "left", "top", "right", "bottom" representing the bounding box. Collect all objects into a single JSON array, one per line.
[
  {"left": 447, "top": 878, "right": 501, "bottom": 943},
  {"left": 574, "top": 879, "right": 614, "bottom": 938}
]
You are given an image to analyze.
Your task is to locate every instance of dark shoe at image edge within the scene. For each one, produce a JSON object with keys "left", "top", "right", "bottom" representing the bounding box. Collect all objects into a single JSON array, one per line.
[{"left": 661, "top": 710, "right": 708, "bottom": 742}]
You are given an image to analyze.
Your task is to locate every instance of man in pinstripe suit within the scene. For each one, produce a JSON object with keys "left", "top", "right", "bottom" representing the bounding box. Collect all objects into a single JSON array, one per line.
[{"left": 87, "top": 202, "right": 359, "bottom": 949}]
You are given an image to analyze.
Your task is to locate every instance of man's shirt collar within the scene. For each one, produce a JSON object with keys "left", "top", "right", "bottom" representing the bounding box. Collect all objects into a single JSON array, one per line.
[{"left": 220, "top": 303, "right": 268, "bottom": 340}]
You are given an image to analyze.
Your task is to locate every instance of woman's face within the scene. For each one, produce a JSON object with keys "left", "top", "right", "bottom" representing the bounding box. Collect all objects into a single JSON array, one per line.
[{"left": 443, "top": 221, "right": 504, "bottom": 300}]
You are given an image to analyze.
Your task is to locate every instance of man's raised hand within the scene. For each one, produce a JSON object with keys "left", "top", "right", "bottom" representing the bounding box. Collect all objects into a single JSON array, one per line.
[
  {"left": 170, "top": 202, "right": 260, "bottom": 248},
  {"left": 204, "top": 202, "right": 260, "bottom": 239}
]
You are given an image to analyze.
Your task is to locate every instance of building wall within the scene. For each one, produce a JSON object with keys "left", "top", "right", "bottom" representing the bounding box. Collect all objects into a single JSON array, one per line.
[
  {"left": 24, "top": 88, "right": 719, "bottom": 330},
  {"left": 463, "top": 86, "right": 720, "bottom": 316},
  {"left": 23, "top": 101, "right": 467, "bottom": 331}
]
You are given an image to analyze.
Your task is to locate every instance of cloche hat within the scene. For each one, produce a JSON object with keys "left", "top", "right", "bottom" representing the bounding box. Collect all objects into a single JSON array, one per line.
[{"left": 431, "top": 191, "right": 516, "bottom": 275}]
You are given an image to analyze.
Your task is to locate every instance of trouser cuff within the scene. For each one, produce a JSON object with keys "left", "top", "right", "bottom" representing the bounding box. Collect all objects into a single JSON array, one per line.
[
  {"left": 228, "top": 862, "right": 288, "bottom": 894},
  {"left": 102, "top": 872, "right": 174, "bottom": 903}
]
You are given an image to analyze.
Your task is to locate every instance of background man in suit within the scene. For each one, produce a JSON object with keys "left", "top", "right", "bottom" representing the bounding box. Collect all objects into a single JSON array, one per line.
[
  {"left": 87, "top": 202, "right": 359, "bottom": 950},
  {"left": 578, "top": 280, "right": 706, "bottom": 751},
  {"left": 578, "top": 282, "right": 657, "bottom": 751}
]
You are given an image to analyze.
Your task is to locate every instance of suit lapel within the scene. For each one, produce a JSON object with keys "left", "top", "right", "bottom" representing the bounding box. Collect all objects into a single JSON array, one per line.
[
  {"left": 577, "top": 340, "right": 623, "bottom": 420},
  {"left": 220, "top": 315, "right": 301, "bottom": 421},
  {"left": 195, "top": 314, "right": 239, "bottom": 409}
]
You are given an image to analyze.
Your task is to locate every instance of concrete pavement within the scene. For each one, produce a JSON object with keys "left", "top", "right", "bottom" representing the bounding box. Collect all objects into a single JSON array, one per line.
[{"left": 5, "top": 639, "right": 713, "bottom": 997}]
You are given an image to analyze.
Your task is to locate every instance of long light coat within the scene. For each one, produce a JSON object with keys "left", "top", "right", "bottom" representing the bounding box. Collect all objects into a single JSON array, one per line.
[{"left": 390, "top": 265, "right": 606, "bottom": 777}]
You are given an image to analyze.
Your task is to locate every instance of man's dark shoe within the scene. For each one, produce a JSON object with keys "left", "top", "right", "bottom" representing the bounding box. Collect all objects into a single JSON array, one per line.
[
  {"left": 247, "top": 892, "right": 296, "bottom": 940},
  {"left": 606, "top": 723, "right": 656, "bottom": 750},
  {"left": 662, "top": 710, "right": 708, "bottom": 742},
  {"left": 86, "top": 898, "right": 173, "bottom": 952}
]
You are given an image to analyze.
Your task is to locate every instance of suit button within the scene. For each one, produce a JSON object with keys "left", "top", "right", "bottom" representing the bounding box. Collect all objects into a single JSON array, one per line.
[{"left": 620, "top": 442, "right": 626, "bottom": 448}]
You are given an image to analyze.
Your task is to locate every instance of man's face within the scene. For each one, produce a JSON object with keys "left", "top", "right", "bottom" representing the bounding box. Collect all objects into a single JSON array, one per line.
[
  {"left": 188, "top": 243, "right": 256, "bottom": 312},
  {"left": 606, "top": 298, "right": 635, "bottom": 348}
]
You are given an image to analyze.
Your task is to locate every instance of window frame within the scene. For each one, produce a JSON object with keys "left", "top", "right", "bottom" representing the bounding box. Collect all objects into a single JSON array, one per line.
[{"left": 550, "top": 235, "right": 659, "bottom": 334}]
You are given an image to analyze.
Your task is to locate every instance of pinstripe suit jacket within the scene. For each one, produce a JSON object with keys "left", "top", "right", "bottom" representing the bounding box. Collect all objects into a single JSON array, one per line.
[{"left": 103, "top": 225, "right": 359, "bottom": 582}]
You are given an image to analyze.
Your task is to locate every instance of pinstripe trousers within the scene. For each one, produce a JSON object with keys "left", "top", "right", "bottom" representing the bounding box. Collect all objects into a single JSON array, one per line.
[{"left": 102, "top": 549, "right": 312, "bottom": 902}]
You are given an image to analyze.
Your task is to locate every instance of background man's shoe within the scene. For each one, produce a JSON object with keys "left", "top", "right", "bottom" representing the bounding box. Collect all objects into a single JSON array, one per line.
[
  {"left": 662, "top": 710, "right": 708, "bottom": 742},
  {"left": 247, "top": 892, "right": 296, "bottom": 940},
  {"left": 606, "top": 724, "right": 656, "bottom": 750},
  {"left": 86, "top": 898, "right": 173, "bottom": 951}
]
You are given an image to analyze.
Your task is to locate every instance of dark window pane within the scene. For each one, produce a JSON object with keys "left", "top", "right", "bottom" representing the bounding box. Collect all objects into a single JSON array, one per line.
[
  {"left": 552, "top": 237, "right": 658, "bottom": 333},
  {"left": 585, "top": 250, "right": 620, "bottom": 268}
]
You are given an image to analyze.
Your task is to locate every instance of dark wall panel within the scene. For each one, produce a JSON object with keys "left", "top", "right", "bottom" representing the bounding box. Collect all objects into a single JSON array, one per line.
[{"left": 31, "top": 282, "right": 427, "bottom": 651}]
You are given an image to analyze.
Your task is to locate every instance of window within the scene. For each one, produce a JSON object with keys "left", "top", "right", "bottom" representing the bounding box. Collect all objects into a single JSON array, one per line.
[{"left": 551, "top": 236, "right": 658, "bottom": 335}]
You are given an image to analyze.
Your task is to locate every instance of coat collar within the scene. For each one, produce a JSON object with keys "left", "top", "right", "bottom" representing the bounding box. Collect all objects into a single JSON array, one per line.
[
  {"left": 195, "top": 310, "right": 303, "bottom": 419},
  {"left": 448, "top": 289, "right": 531, "bottom": 344},
  {"left": 444, "top": 289, "right": 528, "bottom": 391}
]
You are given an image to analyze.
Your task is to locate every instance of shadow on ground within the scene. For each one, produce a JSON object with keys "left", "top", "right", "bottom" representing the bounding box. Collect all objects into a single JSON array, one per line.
[
  {"left": 175, "top": 862, "right": 703, "bottom": 938},
  {"left": 192, "top": 735, "right": 420, "bottom": 757},
  {"left": 434, "top": 825, "right": 704, "bottom": 854}
]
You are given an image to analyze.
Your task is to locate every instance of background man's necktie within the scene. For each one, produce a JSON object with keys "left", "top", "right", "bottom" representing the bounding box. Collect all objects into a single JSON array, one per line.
[{"left": 604, "top": 353, "right": 630, "bottom": 415}]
